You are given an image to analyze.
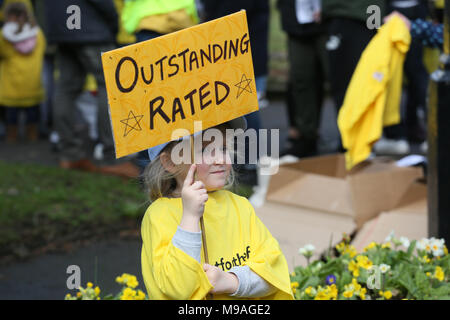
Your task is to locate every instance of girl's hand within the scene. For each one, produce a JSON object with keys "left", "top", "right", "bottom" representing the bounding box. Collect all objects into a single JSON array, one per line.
[
  {"left": 181, "top": 164, "right": 208, "bottom": 228},
  {"left": 203, "top": 264, "right": 239, "bottom": 295}
]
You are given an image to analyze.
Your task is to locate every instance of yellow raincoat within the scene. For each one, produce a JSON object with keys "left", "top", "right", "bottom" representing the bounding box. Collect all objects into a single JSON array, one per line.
[
  {"left": 337, "top": 16, "right": 411, "bottom": 170},
  {"left": 141, "top": 189, "right": 294, "bottom": 300},
  {"left": 0, "top": 28, "right": 46, "bottom": 107}
]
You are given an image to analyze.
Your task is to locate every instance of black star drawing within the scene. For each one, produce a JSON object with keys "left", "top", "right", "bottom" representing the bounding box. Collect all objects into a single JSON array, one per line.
[
  {"left": 120, "top": 110, "right": 144, "bottom": 137},
  {"left": 234, "top": 73, "right": 253, "bottom": 99}
]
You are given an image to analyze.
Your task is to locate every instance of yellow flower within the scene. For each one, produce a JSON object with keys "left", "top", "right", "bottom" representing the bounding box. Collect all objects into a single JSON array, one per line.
[
  {"left": 87, "top": 282, "right": 93, "bottom": 288},
  {"left": 336, "top": 242, "right": 345, "bottom": 252},
  {"left": 328, "top": 284, "right": 338, "bottom": 300},
  {"left": 359, "top": 288, "right": 367, "bottom": 300},
  {"left": 127, "top": 277, "right": 139, "bottom": 289},
  {"left": 434, "top": 266, "right": 445, "bottom": 281},
  {"left": 351, "top": 278, "right": 362, "bottom": 292},
  {"left": 291, "top": 281, "right": 299, "bottom": 289},
  {"left": 364, "top": 242, "right": 377, "bottom": 252},
  {"left": 426, "top": 272, "right": 431, "bottom": 277},
  {"left": 304, "top": 286, "right": 315, "bottom": 297},
  {"left": 136, "top": 290, "right": 146, "bottom": 300},
  {"left": 356, "top": 255, "right": 373, "bottom": 269},
  {"left": 314, "top": 290, "right": 329, "bottom": 300},
  {"left": 382, "top": 242, "right": 391, "bottom": 249},
  {"left": 379, "top": 290, "right": 392, "bottom": 299},
  {"left": 76, "top": 292, "right": 82, "bottom": 298},
  {"left": 116, "top": 276, "right": 123, "bottom": 284},
  {"left": 65, "top": 294, "right": 72, "bottom": 300},
  {"left": 343, "top": 290, "right": 353, "bottom": 298},
  {"left": 94, "top": 286, "right": 101, "bottom": 297},
  {"left": 348, "top": 260, "right": 360, "bottom": 277},
  {"left": 120, "top": 287, "right": 137, "bottom": 300}
]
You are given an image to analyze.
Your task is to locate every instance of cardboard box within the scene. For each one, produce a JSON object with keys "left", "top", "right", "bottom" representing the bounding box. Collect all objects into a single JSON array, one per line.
[
  {"left": 255, "top": 202, "right": 356, "bottom": 271},
  {"left": 352, "top": 181, "right": 427, "bottom": 252},
  {"left": 265, "top": 154, "right": 423, "bottom": 228}
]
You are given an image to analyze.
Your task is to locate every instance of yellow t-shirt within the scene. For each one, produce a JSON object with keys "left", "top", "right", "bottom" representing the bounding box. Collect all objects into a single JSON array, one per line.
[{"left": 141, "top": 189, "right": 294, "bottom": 300}]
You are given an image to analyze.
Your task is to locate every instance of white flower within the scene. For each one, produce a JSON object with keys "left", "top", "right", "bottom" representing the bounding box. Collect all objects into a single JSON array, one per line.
[
  {"left": 379, "top": 264, "right": 391, "bottom": 273},
  {"left": 416, "top": 238, "right": 429, "bottom": 251},
  {"left": 430, "top": 238, "right": 445, "bottom": 257},
  {"left": 399, "top": 237, "right": 410, "bottom": 248},
  {"left": 299, "top": 244, "right": 315, "bottom": 257},
  {"left": 385, "top": 230, "right": 396, "bottom": 243}
]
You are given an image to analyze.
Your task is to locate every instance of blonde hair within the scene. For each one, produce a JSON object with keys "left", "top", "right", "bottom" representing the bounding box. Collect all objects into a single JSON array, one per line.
[{"left": 143, "top": 125, "right": 237, "bottom": 202}]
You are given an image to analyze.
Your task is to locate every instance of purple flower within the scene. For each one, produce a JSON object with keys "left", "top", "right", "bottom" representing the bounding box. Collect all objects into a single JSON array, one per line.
[{"left": 326, "top": 274, "right": 336, "bottom": 285}]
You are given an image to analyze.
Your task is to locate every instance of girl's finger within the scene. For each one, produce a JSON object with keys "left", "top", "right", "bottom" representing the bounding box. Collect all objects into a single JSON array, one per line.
[
  {"left": 183, "top": 164, "right": 196, "bottom": 187},
  {"left": 200, "top": 194, "right": 208, "bottom": 203}
]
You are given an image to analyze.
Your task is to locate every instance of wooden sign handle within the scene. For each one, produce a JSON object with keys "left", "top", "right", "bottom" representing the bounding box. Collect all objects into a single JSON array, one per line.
[{"left": 190, "top": 136, "right": 213, "bottom": 300}]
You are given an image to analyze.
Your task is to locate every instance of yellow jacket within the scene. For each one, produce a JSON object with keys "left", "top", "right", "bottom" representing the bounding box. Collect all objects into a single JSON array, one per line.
[
  {"left": 141, "top": 189, "right": 294, "bottom": 300},
  {"left": 0, "top": 27, "right": 46, "bottom": 107},
  {"left": 337, "top": 16, "right": 411, "bottom": 170}
]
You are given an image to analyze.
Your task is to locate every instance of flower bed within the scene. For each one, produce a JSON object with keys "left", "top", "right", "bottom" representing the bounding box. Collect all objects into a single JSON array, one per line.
[
  {"left": 64, "top": 233, "right": 449, "bottom": 300},
  {"left": 65, "top": 273, "right": 147, "bottom": 300},
  {"left": 291, "top": 233, "right": 449, "bottom": 300}
]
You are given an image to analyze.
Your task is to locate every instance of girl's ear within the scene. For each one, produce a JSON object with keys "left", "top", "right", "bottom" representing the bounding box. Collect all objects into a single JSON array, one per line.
[{"left": 160, "top": 151, "right": 176, "bottom": 174}]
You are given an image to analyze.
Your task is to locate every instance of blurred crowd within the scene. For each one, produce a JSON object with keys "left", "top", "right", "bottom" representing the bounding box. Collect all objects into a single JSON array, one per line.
[{"left": 0, "top": 0, "right": 446, "bottom": 179}]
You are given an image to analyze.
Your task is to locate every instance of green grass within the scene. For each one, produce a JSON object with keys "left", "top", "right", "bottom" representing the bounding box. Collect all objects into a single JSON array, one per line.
[
  {"left": 0, "top": 161, "right": 149, "bottom": 258},
  {"left": 0, "top": 161, "right": 253, "bottom": 260}
]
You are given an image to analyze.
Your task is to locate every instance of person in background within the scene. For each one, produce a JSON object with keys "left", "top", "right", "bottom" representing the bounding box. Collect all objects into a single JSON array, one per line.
[
  {"left": 0, "top": 1, "right": 45, "bottom": 143},
  {"left": 374, "top": 0, "right": 429, "bottom": 155},
  {"left": 321, "top": 0, "right": 387, "bottom": 152},
  {"left": 33, "top": 0, "right": 56, "bottom": 141},
  {"left": 278, "top": 0, "right": 329, "bottom": 158},
  {"left": 44, "top": 0, "right": 140, "bottom": 178}
]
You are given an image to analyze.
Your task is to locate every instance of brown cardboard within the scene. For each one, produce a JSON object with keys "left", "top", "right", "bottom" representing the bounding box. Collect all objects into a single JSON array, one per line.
[
  {"left": 255, "top": 201, "right": 356, "bottom": 271},
  {"left": 266, "top": 154, "right": 423, "bottom": 228},
  {"left": 352, "top": 181, "right": 427, "bottom": 252}
]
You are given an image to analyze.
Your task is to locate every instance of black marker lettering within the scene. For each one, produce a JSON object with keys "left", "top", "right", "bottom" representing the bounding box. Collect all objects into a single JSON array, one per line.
[
  {"left": 115, "top": 56, "right": 138, "bottom": 93},
  {"left": 168, "top": 54, "right": 179, "bottom": 77},
  {"left": 149, "top": 96, "right": 170, "bottom": 130},
  {"left": 172, "top": 97, "right": 186, "bottom": 122},
  {"left": 215, "top": 81, "right": 230, "bottom": 105},
  {"left": 199, "top": 82, "right": 211, "bottom": 110}
]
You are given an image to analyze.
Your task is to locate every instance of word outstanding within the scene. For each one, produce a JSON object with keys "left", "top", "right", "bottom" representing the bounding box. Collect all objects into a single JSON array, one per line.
[{"left": 115, "top": 33, "right": 250, "bottom": 93}]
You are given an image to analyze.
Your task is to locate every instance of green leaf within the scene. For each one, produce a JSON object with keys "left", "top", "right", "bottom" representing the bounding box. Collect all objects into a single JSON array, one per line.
[
  {"left": 300, "top": 276, "right": 320, "bottom": 291},
  {"left": 407, "top": 240, "right": 416, "bottom": 258}
]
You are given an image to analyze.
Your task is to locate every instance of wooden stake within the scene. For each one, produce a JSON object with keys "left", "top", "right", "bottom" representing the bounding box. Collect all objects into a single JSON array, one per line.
[{"left": 191, "top": 136, "right": 213, "bottom": 300}]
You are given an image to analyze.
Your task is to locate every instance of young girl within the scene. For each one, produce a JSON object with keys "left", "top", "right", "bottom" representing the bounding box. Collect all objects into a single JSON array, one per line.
[
  {"left": 0, "top": 2, "right": 45, "bottom": 142},
  {"left": 141, "top": 119, "right": 294, "bottom": 300}
]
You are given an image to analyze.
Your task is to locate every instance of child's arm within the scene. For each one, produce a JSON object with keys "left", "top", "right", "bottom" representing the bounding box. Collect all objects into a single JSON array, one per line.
[
  {"left": 229, "top": 265, "right": 277, "bottom": 298},
  {"left": 173, "top": 226, "right": 276, "bottom": 297},
  {"left": 172, "top": 226, "right": 240, "bottom": 295}
]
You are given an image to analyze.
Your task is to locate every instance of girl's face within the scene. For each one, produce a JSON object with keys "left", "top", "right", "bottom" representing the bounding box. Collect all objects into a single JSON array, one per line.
[{"left": 193, "top": 137, "right": 232, "bottom": 192}]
